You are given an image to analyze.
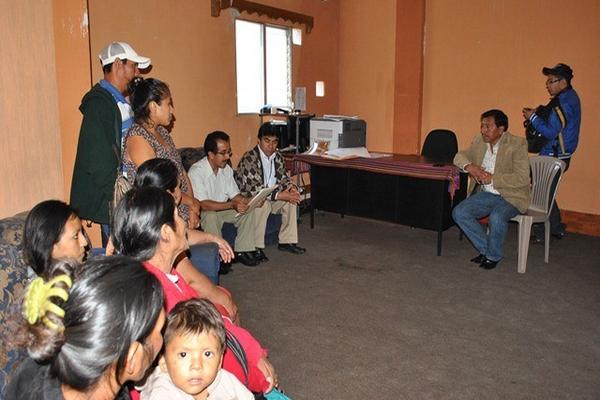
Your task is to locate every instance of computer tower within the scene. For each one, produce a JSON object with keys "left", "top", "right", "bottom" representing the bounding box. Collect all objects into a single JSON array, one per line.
[{"left": 282, "top": 114, "right": 314, "bottom": 153}]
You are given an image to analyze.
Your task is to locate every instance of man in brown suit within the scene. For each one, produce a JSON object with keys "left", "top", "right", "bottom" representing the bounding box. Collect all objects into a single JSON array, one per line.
[{"left": 453, "top": 109, "right": 531, "bottom": 269}]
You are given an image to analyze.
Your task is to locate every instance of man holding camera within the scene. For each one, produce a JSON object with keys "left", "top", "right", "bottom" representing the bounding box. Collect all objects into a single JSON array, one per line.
[
  {"left": 522, "top": 63, "right": 581, "bottom": 242},
  {"left": 235, "top": 122, "right": 306, "bottom": 262}
]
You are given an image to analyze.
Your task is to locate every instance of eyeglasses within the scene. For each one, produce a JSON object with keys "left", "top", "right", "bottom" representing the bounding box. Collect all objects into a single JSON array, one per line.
[
  {"left": 216, "top": 150, "right": 233, "bottom": 157},
  {"left": 546, "top": 78, "right": 563, "bottom": 85}
]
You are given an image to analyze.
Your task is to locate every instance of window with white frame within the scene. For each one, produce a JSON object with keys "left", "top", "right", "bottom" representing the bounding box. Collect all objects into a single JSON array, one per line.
[{"left": 235, "top": 19, "right": 292, "bottom": 114}]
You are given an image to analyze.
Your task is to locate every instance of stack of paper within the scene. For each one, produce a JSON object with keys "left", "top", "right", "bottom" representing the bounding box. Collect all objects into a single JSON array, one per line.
[{"left": 323, "top": 147, "right": 370, "bottom": 160}]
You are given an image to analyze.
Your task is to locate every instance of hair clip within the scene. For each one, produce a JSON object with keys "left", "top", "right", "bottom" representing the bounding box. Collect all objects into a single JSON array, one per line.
[{"left": 23, "top": 275, "right": 73, "bottom": 331}]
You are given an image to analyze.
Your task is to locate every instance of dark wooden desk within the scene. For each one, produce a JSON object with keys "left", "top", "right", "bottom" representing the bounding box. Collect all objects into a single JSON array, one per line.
[{"left": 294, "top": 154, "right": 467, "bottom": 255}]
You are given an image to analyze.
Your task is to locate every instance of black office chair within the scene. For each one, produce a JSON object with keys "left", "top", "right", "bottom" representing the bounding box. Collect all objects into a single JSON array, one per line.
[{"left": 421, "top": 129, "right": 458, "bottom": 164}]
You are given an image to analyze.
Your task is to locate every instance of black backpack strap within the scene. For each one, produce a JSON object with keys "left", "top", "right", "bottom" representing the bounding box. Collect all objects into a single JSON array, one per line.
[{"left": 226, "top": 330, "right": 249, "bottom": 386}]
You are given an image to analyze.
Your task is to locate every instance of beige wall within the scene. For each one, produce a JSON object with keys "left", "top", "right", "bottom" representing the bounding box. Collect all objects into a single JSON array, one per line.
[
  {"left": 0, "top": 0, "right": 64, "bottom": 218},
  {"left": 422, "top": 0, "right": 600, "bottom": 215},
  {"left": 86, "top": 0, "right": 340, "bottom": 165}
]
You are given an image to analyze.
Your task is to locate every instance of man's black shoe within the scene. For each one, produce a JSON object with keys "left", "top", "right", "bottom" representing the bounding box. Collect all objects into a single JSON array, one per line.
[
  {"left": 254, "top": 248, "right": 269, "bottom": 263},
  {"left": 219, "top": 261, "right": 232, "bottom": 275},
  {"left": 552, "top": 231, "right": 566, "bottom": 239},
  {"left": 479, "top": 258, "right": 499, "bottom": 270},
  {"left": 470, "top": 254, "right": 486, "bottom": 264},
  {"left": 278, "top": 243, "right": 306, "bottom": 254},
  {"left": 234, "top": 251, "right": 260, "bottom": 267}
]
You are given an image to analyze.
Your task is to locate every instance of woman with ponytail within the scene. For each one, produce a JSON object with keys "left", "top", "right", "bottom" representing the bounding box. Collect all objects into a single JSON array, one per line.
[{"left": 6, "top": 256, "right": 165, "bottom": 400}]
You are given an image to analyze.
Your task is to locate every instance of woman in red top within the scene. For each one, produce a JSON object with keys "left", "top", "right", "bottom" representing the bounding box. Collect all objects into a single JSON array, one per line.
[{"left": 111, "top": 187, "right": 277, "bottom": 394}]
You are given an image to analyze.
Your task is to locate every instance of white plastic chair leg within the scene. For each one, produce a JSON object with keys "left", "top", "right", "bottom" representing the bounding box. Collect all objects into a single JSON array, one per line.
[
  {"left": 544, "top": 220, "right": 550, "bottom": 263},
  {"left": 517, "top": 216, "right": 533, "bottom": 274}
]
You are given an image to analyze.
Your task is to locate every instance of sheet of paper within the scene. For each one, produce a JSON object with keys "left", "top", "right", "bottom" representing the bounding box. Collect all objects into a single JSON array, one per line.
[
  {"left": 235, "top": 185, "right": 278, "bottom": 217},
  {"left": 323, "top": 146, "right": 371, "bottom": 160}
]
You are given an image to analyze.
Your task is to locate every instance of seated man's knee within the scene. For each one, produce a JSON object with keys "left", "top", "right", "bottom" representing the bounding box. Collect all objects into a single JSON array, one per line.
[
  {"left": 452, "top": 203, "right": 466, "bottom": 222},
  {"left": 488, "top": 210, "right": 508, "bottom": 227}
]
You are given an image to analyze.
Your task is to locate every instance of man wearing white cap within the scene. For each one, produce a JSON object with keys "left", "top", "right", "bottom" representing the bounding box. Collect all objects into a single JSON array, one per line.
[{"left": 70, "top": 42, "right": 151, "bottom": 246}]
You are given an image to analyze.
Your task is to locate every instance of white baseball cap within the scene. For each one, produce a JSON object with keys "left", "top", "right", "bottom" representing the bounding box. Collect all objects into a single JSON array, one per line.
[{"left": 98, "top": 42, "right": 151, "bottom": 69}]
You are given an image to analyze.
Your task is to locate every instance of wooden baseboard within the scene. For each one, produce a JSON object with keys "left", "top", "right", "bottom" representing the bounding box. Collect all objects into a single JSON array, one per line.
[{"left": 562, "top": 210, "right": 600, "bottom": 237}]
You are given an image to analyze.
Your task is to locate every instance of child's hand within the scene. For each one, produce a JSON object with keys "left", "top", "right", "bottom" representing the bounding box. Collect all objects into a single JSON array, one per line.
[{"left": 258, "top": 356, "right": 278, "bottom": 393}]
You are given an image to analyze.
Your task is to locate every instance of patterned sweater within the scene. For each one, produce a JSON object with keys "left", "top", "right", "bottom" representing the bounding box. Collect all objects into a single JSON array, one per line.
[{"left": 235, "top": 146, "right": 289, "bottom": 199}]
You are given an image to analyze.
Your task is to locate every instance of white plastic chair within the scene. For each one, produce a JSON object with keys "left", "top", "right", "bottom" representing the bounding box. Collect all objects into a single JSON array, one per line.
[{"left": 511, "top": 156, "right": 566, "bottom": 273}]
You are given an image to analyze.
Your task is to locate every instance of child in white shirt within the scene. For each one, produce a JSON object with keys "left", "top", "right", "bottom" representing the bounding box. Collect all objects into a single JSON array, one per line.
[{"left": 140, "top": 299, "right": 253, "bottom": 400}]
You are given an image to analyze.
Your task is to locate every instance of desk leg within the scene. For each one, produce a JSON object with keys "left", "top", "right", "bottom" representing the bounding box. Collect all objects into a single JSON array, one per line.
[{"left": 436, "top": 181, "right": 446, "bottom": 256}]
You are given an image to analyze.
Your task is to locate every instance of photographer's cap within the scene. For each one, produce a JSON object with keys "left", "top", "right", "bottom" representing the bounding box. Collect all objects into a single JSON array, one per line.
[
  {"left": 99, "top": 42, "right": 151, "bottom": 69},
  {"left": 542, "top": 63, "right": 573, "bottom": 80}
]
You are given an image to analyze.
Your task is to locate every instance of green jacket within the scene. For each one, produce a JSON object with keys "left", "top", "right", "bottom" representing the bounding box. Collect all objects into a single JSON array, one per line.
[
  {"left": 69, "top": 84, "right": 121, "bottom": 224},
  {"left": 454, "top": 132, "right": 531, "bottom": 213}
]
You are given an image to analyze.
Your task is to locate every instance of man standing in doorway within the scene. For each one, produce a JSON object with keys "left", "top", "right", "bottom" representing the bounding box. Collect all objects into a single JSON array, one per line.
[
  {"left": 70, "top": 42, "right": 150, "bottom": 246},
  {"left": 523, "top": 63, "right": 581, "bottom": 242}
]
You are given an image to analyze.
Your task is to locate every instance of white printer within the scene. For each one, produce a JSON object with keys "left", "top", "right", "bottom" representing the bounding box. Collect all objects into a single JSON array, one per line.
[{"left": 309, "top": 116, "right": 367, "bottom": 149}]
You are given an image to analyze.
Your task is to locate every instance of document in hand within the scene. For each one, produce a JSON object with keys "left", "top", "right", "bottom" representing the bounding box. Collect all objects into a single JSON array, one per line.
[{"left": 235, "top": 185, "right": 279, "bottom": 217}]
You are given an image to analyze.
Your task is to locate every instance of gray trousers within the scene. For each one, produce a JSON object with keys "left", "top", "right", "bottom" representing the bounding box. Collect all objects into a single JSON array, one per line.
[
  {"left": 253, "top": 200, "right": 298, "bottom": 248},
  {"left": 201, "top": 209, "right": 256, "bottom": 252}
]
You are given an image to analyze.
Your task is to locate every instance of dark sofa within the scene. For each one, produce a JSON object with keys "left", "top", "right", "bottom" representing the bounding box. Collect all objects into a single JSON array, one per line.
[{"left": 0, "top": 211, "right": 30, "bottom": 396}]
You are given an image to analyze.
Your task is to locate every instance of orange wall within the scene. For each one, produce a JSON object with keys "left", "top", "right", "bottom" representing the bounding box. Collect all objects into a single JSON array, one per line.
[
  {"left": 338, "top": 0, "right": 397, "bottom": 153},
  {"left": 422, "top": 0, "right": 600, "bottom": 215},
  {"left": 338, "top": 0, "right": 426, "bottom": 155},
  {"left": 52, "top": 0, "right": 99, "bottom": 243},
  {"left": 0, "top": 0, "right": 64, "bottom": 218},
  {"left": 53, "top": 0, "right": 92, "bottom": 201},
  {"left": 86, "top": 0, "right": 340, "bottom": 165},
  {"left": 6, "top": 0, "right": 599, "bottom": 221},
  {"left": 393, "top": 0, "right": 425, "bottom": 154}
]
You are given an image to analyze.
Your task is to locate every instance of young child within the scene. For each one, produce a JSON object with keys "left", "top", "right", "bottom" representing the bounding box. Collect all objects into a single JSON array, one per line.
[{"left": 140, "top": 299, "right": 254, "bottom": 400}]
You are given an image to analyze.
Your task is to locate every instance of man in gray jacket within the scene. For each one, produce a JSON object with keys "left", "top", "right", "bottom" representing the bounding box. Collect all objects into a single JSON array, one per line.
[{"left": 453, "top": 109, "right": 531, "bottom": 270}]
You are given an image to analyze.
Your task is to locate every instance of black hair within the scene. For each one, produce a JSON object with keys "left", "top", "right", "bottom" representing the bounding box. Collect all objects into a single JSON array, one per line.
[
  {"left": 258, "top": 121, "right": 280, "bottom": 139},
  {"left": 135, "top": 158, "right": 179, "bottom": 193},
  {"left": 129, "top": 77, "right": 171, "bottom": 125},
  {"left": 24, "top": 200, "right": 78, "bottom": 277},
  {"left": 164, "top": 298, "right": 227, "bottom": 353},
  {"left": 15, "top": 256, "right": 164, "bottom": 391},
  {"left": 101, "top": 58, "right": 127, "bottom": 74},
  {"left": 203, "top": 131, "right": 230, "bottom": 155},
  {"left": 111, "top": 187, "right": 177, "bottom": 261},
  {"left": 481, "top": 109, "right": 509, "bottom": 131},
  {"left": 102, "top": 62, "right": 113, "bottom": 74}
]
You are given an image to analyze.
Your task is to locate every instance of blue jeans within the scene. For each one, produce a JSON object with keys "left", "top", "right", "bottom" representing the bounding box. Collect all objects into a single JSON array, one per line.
[
  {"left": 100, "top": 223, "right": 111, "bottom": 248},
  {"left": 188, "top": 243, "right": 221, "bottom": 285},
  {"left": 452, "top": 192, "right": 519, "bottom": 262}
]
